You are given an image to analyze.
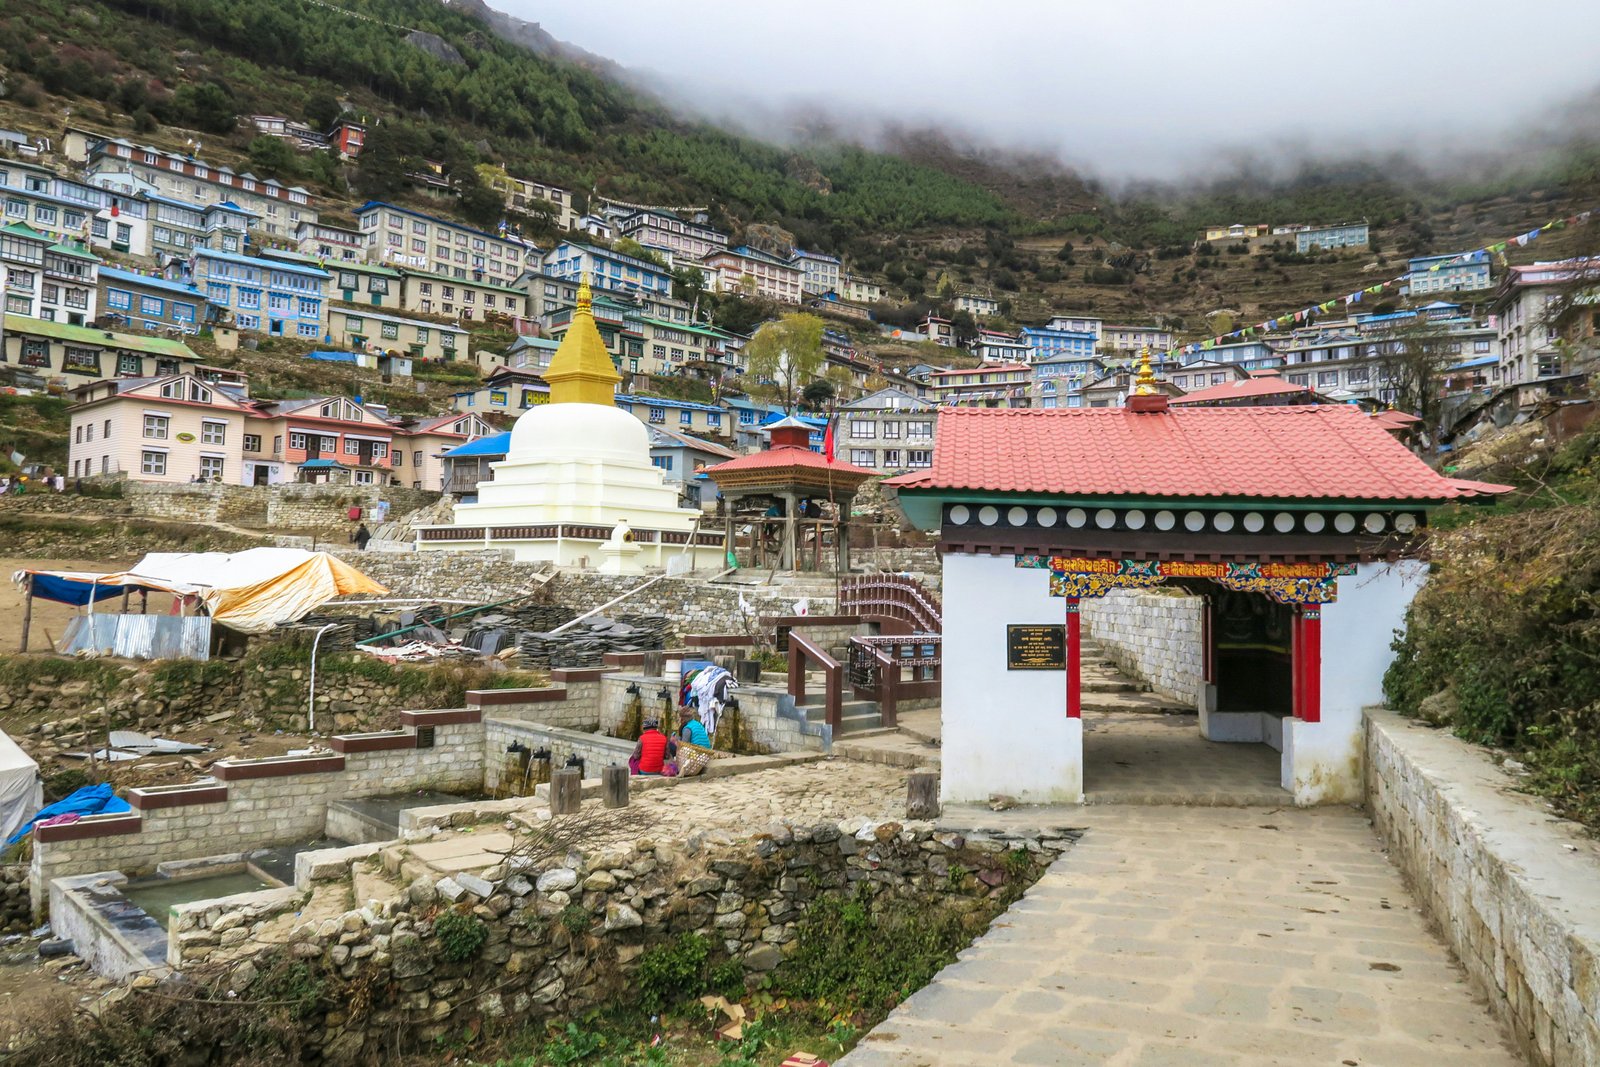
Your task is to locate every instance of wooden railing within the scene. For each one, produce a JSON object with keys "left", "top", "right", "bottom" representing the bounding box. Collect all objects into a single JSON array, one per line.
[
  {"left": 846, "top": 635, "right": 941, "bottom": 729},
  {"left": 839, "top": 574, "right": 943, "bottom": 633},
  {"left": 787, "top": 629, "right": 842, "bottom": 732}
]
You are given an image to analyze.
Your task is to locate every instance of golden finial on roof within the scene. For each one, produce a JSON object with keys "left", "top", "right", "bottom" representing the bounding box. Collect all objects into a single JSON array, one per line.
[
  {"left": 1133, "top": 346, "right": 1158, "bottom": 396},
  {"left": 544, "top": 269, "right": 620, "bottom": 405}
]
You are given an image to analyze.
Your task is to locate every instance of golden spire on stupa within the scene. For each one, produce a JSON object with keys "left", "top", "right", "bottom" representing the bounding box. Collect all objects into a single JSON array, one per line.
[
  {"left": 543, "top": 272, "right": 621, "bottom": 405},
  {"left": 1132, "top": 345, "right": 1158, "bottom": 396}
]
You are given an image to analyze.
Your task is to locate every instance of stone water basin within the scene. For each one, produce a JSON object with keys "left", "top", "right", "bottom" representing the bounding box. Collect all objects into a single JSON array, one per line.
[{"left": 122, "top": 870, "right": 278, "bottom": 931}]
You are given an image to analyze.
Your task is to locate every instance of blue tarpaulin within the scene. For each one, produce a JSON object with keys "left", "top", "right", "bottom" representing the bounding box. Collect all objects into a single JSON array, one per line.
[
  {"left": 6, "top": 783, "right": 130, "bottom": 845},
  {"left": 24, "top": 572, "right": 136, "bottom": 606}
]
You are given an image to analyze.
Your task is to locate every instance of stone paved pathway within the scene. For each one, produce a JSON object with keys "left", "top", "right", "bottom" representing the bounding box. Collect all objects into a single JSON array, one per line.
[{"left": 840, "top": 805, "right": 1522, "bottom": 1067}]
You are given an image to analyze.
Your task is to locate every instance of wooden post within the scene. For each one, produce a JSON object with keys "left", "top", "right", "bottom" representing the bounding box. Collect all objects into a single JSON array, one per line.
[
  {"left": 549, "top": 767, "right": 582, "bottom": 814},
  {"left": 837, "top": 494, "right": 853, "bottom": 574},
  {"left": 782, "top": 493, "right": 798, "bottom": 571},
  {"left": 19, "top": 577, "right": 33, "bottom": 653},
  {"left": 120, "top": 588, "right": 130, "bottom": 615},
  {"left": 906, "top": 772, "right": 940, "bottom": 819},
  {"left": 1065, "top": 596, "right": 1082, "bottom": 718},
  {"left": 602, "top": 765, "right": 629, "bottom": 808}
]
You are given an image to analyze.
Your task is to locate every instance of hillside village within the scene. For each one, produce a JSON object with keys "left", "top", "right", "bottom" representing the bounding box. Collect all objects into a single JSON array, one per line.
[{"left": 0, "top": 113, "right": 1594, "bottom": 497}]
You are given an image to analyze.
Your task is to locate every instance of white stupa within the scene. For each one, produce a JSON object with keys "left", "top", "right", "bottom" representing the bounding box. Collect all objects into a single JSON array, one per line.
[{"left": 416, "top": 279, "right": 724, "bottom": 571}]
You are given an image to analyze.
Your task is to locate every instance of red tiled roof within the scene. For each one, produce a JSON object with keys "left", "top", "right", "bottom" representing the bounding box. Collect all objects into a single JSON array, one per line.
[
  {"left": 702, "top": 445, "right": 876, "bottom": 479},
  {"left": 1369, "top": 410, "right": 1424, "bottom": 426},
  {"left": 882, "top": 406, "right": 1511, "bottom": 502},
  {"left": 1170, "top": 377, "right": 1311, "bottom": 405}
]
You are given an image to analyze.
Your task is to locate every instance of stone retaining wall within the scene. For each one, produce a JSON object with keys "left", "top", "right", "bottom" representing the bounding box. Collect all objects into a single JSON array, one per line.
[
  {"left": 1365, "top": 709, "right": 1600, "bottom": 1067},
  {"left": 1082, "top": 589, "right": 1203, "bottom": 705},
  {"left": 482, "top": 720, "right": 635, "bottom": 791},
  {"left": 28, "top": 711, "right": 486, "bottom": 918},
  {"left": 335, "top": 550, "right": 555, "bottom": 603},
  {"left": 188, "top": 817, "right": 1070, "bottom": 1060},
  {"left": 1, "top": 864, "right": 29, "bottom": 933}
]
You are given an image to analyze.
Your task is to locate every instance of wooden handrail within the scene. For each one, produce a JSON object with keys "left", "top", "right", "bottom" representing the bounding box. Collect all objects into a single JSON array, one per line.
[{"left": 788, "top": 629, "right": 842, "bottom": 733}]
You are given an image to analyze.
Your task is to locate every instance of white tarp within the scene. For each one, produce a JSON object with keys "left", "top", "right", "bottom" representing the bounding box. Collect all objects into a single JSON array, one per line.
[{"left": 0, "top": 729, "right": 42, "bottom": 844}]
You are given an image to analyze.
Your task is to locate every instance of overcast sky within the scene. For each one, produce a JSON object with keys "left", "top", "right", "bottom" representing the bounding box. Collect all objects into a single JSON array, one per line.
[{"left": 516, "top": 0, "right": 1600, "bottom": 180}]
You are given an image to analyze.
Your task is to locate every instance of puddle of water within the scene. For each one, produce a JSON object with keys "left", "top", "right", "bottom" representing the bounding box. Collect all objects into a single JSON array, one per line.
[{"left": 122, "top": 872, "right": 275, "bottom": 930}]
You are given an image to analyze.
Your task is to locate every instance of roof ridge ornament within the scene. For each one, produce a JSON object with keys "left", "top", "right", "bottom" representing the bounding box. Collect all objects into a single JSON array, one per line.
[{"left": 1127, "top": 346, "right": 1169, "bottom": 413}]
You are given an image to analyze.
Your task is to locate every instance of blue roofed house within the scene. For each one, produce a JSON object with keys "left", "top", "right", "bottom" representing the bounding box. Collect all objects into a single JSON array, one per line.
[
  {"left": 186, "top": 247, "right": 328, "bottom": 339},
  {"left": 1020, "top": 325, "right": 1097, "bottom": 364},
  {"left": 1182, "top": 339, "right": 1283, "bottom": 372},
  {"left": 98, "top": 266, "right": 218, "bottom": 334},
  {"left": 615, "top": 393, "right": 728, "bottom": 440},
  {"left": 724, "top": 396, "right": 786, "bottom": 450},
  {"left": 542, "top": 241, "right": 673, "bottom": 296},
  {"left": 439, "top": 430, "right": 511, "bottom": 498},
  {"left": 1031, "top": 354, "right": 1107, "bottom": 408},
  {"left": 646, "top": 425, "right": 739, "bottom": 506}
]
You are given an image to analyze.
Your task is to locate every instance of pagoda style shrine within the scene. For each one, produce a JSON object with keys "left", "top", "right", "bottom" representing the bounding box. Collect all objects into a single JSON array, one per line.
[
  {"left": 885, "top": 355, "right": 1510, "bottom": 806},
  {"left": 702, "top": 417, "right": 875, "bottom": 572}
]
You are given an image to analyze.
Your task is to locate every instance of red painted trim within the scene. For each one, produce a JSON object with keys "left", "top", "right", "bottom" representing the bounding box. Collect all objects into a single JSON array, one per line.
[
  {"left": 681, "top": 634, "right": 757, "bottom": 647},
  {"left": 1300, "top": 608, "right": 1322, "bottom": 724},
  {"left": 329, "top": 731, "right": 415, "bottom": 753},
  {"left": 127, "top": 785, "right": 228, "bottom": 810},
  {"left": 35, "top": 813, "right": 143, "bottom": 842},
  {"left": 759, "top": 615, "right": 862, "bottom": 627},
  {"left": 1065, "top": 597, "right": 1082, "bottom": 719},
  {"left": 1291, "top": 609, "right": 1303, "bottom": 718},
  {"left": 602, "top": 652, "right": 649, "bottom": 667},
  {"left": 549, "top": 667, "right": 614, "bottom": 683},
  {"left": 398, "top": 708, "right": 480, "bottom": 727},
  {"left": 214, "top": 755, "right": 346, "bottom": 780},
  {"left": 467, "top": 687, "right": 568, "bottom": 706}
]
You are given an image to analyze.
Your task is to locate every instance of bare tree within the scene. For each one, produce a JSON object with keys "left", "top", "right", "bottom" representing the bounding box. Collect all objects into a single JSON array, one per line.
[{"left": 1370, "top": 317, "right": 1460, "bottom": 433}]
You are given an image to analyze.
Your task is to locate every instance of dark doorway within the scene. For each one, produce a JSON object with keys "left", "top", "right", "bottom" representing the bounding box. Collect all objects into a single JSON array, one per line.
[{"left": 1211, "top": 591, "right": 1293, "bottom": 714}]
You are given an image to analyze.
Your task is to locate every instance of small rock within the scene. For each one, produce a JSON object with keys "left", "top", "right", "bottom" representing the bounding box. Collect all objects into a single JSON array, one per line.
[
  {"left": 536, "top": 868, "right": 579, "bottom": 893},
  {"left": 407, "top": 878, "right": 438, "bottom": 907},
  {"left": 455, "top": 872, "right": 495, "bottom": 899},
  {"left": 743, "top": 943, "right": 782, "bottom": 971},
  {"left": 583, "top": 871, "right": 617, "bottom": 892},
  {"left": 603, "top": 903, "right": 642, "bottom": 931},
  {"left": 435, "top": 877, "right": 468, "bottom": 903},
  {"left": 989, "top": 794, "right": 1019, "bottom": 811}
]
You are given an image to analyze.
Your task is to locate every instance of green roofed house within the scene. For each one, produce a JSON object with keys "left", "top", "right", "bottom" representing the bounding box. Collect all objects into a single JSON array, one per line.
[
  {"left": 395, "top": 266, "right": 529, "bottom": 322},
  {"left": 1, "top": 223, "right": 102, "bottom": 325},
  {"left": 1, "top": 312, "right": 226, "bottom": 385}
]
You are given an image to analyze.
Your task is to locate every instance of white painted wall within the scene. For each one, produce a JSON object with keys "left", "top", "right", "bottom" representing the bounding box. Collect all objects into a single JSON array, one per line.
[
  {"left": 940, "top": 553, "right": 1081, "bottom": 804},
  {"left": 1283, "top": 560, "right": 1426, "bottom": 804}
]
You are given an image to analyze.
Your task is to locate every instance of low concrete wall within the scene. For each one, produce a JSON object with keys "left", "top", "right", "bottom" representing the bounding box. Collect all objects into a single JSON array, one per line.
[
  {"left": 483, "top": 719, "right": 635, "bottom": 791},
  {"left": 1082, "top": 589, "right": 1203, "bottom": 705},
  {"left": 597, "top": 671, "right": 829, "bottom": 755},
  {"left": 29, "top": 710, "right": 485, "bottom": 917},
  {"left": 1365, "top": 709, "right": 1600, "bottom": 1066}
]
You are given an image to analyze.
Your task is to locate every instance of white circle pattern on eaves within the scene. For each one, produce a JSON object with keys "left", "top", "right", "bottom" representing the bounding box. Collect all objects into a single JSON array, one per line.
[
  {"left": 1273, "top": 512, "right": 1296, "bottom": 533},
  {"left": 1037, "top": 507, "right": 1058, "bottom": 527},
  {"left": 948, "top": 505, "right": 970, "bottom": 525},
  {"left": 1184, "top": 511, "right": 1206, "bottom": 532},
  {"left": 1303, "top": 513, "right": 1326, "bottom": 533},
  {"left": 978, "top": 505, "right": 1000, "bottom": 526},
  {"left": 1334, "top": 513, "right": 1356, "bottom": 533},
  {"left": 1394, "top": 513, "right": 1417, "bottom": 533},
  {"left": 1213, "top": 512, "right": 1235, "bottom": 532},
  {"left": 1364, "top": 513, "right": 1386, "bottom": 534},
  {"left": 1242, "top": 512, "right": 1265, "bottom": 533},
  {"left": 1007, "top": 506, "right": 1029, "bottom": 526},
  {"left": 1125, "top": 510, "right": 1146, "bottom": 530},
  {"left": 1154, "top": 510, "right": 1176, "bottom": 531},
  {"left": 1094, "top": 508, "right": 1116, "bottom": 529},
  {"left": 1066, "top": 508, "right": 1088, "bottom": 528}
]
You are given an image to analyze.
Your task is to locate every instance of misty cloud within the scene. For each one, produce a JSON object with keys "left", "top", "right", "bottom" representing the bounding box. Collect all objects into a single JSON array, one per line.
[{"left": 512, "top": 0, "right": 1600, "bottom": 180}]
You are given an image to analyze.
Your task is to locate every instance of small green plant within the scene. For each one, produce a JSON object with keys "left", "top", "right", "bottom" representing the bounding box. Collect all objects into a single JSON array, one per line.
[
  {"left": 635, "top": 932, "right": 710, "bottom": 1012},
  {"left": 253, "top": 958, "right": 324, "bottom": 1020},
  {"left": 559, "top": 903, "right": 591, "bottom": 934},
  {"left": 944, "top": 863, "right": 968, "bottom": 892},
  {"left": 708, "top": 959, "right": 745, "bottom": 998},
  {"left": 434, "top": 906, "right": 488, "bottom": 962},
  {"left": 1003, "top": 847, "right": 1033, "bottom": 877},
  {"left": 827, "top": 1018, "right": 859, "bottom": 1051},
  {"left": 542, "top": 1023, "right": 605, "bottom": 1065}
]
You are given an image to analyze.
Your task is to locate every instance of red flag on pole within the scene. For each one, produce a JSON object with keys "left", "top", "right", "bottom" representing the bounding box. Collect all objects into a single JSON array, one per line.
[{"left": 823, "top": 416, "right": 836, "bottom": 463}]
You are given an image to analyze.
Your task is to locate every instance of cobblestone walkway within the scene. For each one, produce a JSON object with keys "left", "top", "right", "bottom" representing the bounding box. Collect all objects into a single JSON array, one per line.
[{"left": 840, "top": 805, "right": 1522, "bottom": 1067}]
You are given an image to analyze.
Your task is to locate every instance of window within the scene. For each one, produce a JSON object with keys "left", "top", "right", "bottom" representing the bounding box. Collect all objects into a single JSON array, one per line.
[
  {"left": 198, "top": 455, "right": 225, "bottom": 481},
  {"left": 297, "top": 323, "right": 320, "bottom": 338},
  {"left": 1474, "top": 339, "right": 1491, "bottom": 353},
  {"left": 415, "top": 327, "right": 429, "bottom": 344},
  {"left": 381, "top": 321, "right": 399, "bottom": 340},
  {"left": 201, "top": 420, "right": 227, "bottom": 445},
  {"left": 1317, "top": 371, "right": 1339, "bottom": 388},
  {"left": 413, "top": 451, "right": 422, "bottom": 469},
  {"left": 440, "top": 332, "right": 455, "bottom": 351},
  {"left": 706, "top": 412, "right": 720, "bottom": 428},
  {"left": 143, "top": 414, "right": 169, "bottom": 439},
  {"left": 679, "top": 410, "right": 693, "bottom": 426},
  {"left": 140, "top": 295, "right": 164, "bottom": 317},
  {"left": 236, "top": 314, "right": 259, "bottom": 330},
  {"left": 338, "top": 271, "right": 358, "bottom": 290},
  {"left": 371, "top": 442, "right": 388, "bottom": 459},
  {"left": 354, "top": 470, "right": 374, "bottom": 485},
  {"left": 289, "top": 432, "right": 307, "bottom": 450},
  {"left": 134, "top": 447, "right": 171, "bottom": 477},
  {"left": 63, "top": 347, "right": 100, "bottom": 374},
  {"left": 651, "top": 455, "right": 674, "bottom": 471},
  {"left": 393, "top": 451, "right": 403, "bottom": 467},
  {"left": 907, "top": 421, "right": 934, "bottom": 439},
  {"left": 881, "top": 420, "right": 901, "bottom": 439},
  {"left": 883, "top": 449, "right": 902, "bottom": 467},
  {"left": 243, "top": 434, "right": 261, "bottom": 453},
  {"left": 104, "top": 419, "right": 112, "bottom": 439},
  {"left": 648, "top": 406, "right": 665, "bottom": 424},
  {"left": 849, "top": 419, "right": 875, "bottom": 439},
  {"left": 107, "top": 288, "right": 133, "bottom": 311},
  {"left": 850, "top": 450, "right": 877, "bottom": 467},
  {"left": 907, "top": 450, "right": 932, "bottom": 468},
  {"left": 345, "top": 438, "right": 360, "bottom": 456}
]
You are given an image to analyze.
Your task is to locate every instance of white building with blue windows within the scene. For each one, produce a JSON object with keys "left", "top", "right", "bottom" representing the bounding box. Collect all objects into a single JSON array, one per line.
[
  {"left": 1296, "top": 222, "right": 1369, "bottom": 253},
  {"left": 543, "top": 241, "right": 673, "bottom": 297},
  {"left": 99, "top": 266, "right": 216, "bottom": 333},
  {"left": 1031, "top": 355, "right": 1106, "bottom": 408},
  {"left": 1406, "top": 252, "right": 1492, "bottom": 295},
  {"left": 1183, "top": 340, "right": 1282, "bottom": 372},
  {"left": 187, "top": 247, "right": 328, "bottom": 339},
  {"left": 1020, "top": 325, "right": 1098, "bottom": 364}
]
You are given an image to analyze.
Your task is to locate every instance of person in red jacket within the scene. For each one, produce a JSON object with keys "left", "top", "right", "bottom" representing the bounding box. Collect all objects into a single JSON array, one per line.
[{"left": 629, "top": 718, "right": 677, "bottom": 776}]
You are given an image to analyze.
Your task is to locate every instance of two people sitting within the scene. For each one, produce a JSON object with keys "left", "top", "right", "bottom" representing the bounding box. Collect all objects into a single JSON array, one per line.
[{"left": 628, "top": 710, "right": 711, "bottom": 777}]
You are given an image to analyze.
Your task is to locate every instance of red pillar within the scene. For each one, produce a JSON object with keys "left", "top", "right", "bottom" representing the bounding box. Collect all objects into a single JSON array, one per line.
[
  {"left": 1065, "top": 596, "right": 1082, "bottom": 718},
  {"left": 1299, "top": 606, "right": 1322, "bottom": 724},
  {"left": 1291, "top": 607, "right": 1303, "bottom": 718}
]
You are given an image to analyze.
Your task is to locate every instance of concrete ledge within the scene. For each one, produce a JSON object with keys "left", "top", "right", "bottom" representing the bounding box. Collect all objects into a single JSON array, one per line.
[
  {"left": 213, "top": 754, "right": 347, "bottom": 780},
  {"left": 467, "top": 687, "right": 568, "bottom": 706},
  {"left": 127, "top": 783, "right": 228, "bottom": 810},
  {"left": 682, "top": 634, "right": 757, "bottom": 648},
  {"left": 762, "top": 614, "right": 861, "bottom": 627},
  {"left": 399, "top": 708, "right": 480, "bottom": 727},
  {"left": 293, "top": 841, "right": 389, "bottom": 890},
  {"left": 36, "top": 812, "right": 143, "bottom": 842},
  {"left": 1365, "top": 708, "right": 1600, "bottom": 1067},
  {"left": 329, "top": 730, "right": 415, "bottom": 754},
  {"left": 550, "top": 667, "right": 614, "bottom": 683}
]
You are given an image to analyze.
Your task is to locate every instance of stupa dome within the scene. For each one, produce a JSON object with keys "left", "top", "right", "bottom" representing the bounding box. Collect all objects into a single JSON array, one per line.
[{"left": 507, "top": 400, "right": 648, "bottom": 462}]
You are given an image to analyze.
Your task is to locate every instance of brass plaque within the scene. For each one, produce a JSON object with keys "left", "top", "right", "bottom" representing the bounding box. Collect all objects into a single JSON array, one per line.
[{"left": 1007, "top": 624, "right": 1065, "bottom": 670}]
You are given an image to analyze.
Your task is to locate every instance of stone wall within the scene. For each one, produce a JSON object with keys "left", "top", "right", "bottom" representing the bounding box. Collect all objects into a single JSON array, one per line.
[
  {"left": 183, "top": 817, "right": 1070, "bottom": 1061},
  {"left": 552, "top": 574, "right": 833, "bottom": 640},
  {"left": 596, "top": 672, "right": 829, "bottom": 755},
  {"left": 28, "top": 711, "right": 485, "bottom": 917},
  {"left": 100, "top": 482, "right": 438, "bottom": 533},
  {"left": 1, "top": 864, "right": 30, "bottom": 933},
  {"left": 469, "top": 678, "right": 604, "bottom": 732},
  {"left": 1081, "top": 589, "right": 1203, "bottom": 705},
  {"left": 336, "top": 550, "right": 556, "bottom": 603},
  {"left": 482, "top": 719, "right": 635, "bottom": 791},
  {"left": 1365, "top": 709, "right": 1600, "bottom": 1067},
  {"left": 268, "top": 484, "right": 437, "bottom": 535}
]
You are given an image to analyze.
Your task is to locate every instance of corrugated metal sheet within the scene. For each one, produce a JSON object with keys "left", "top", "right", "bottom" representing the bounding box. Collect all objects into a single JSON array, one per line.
[{"left": 60, "top": 614, "right": 212, "bottom": 660}]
